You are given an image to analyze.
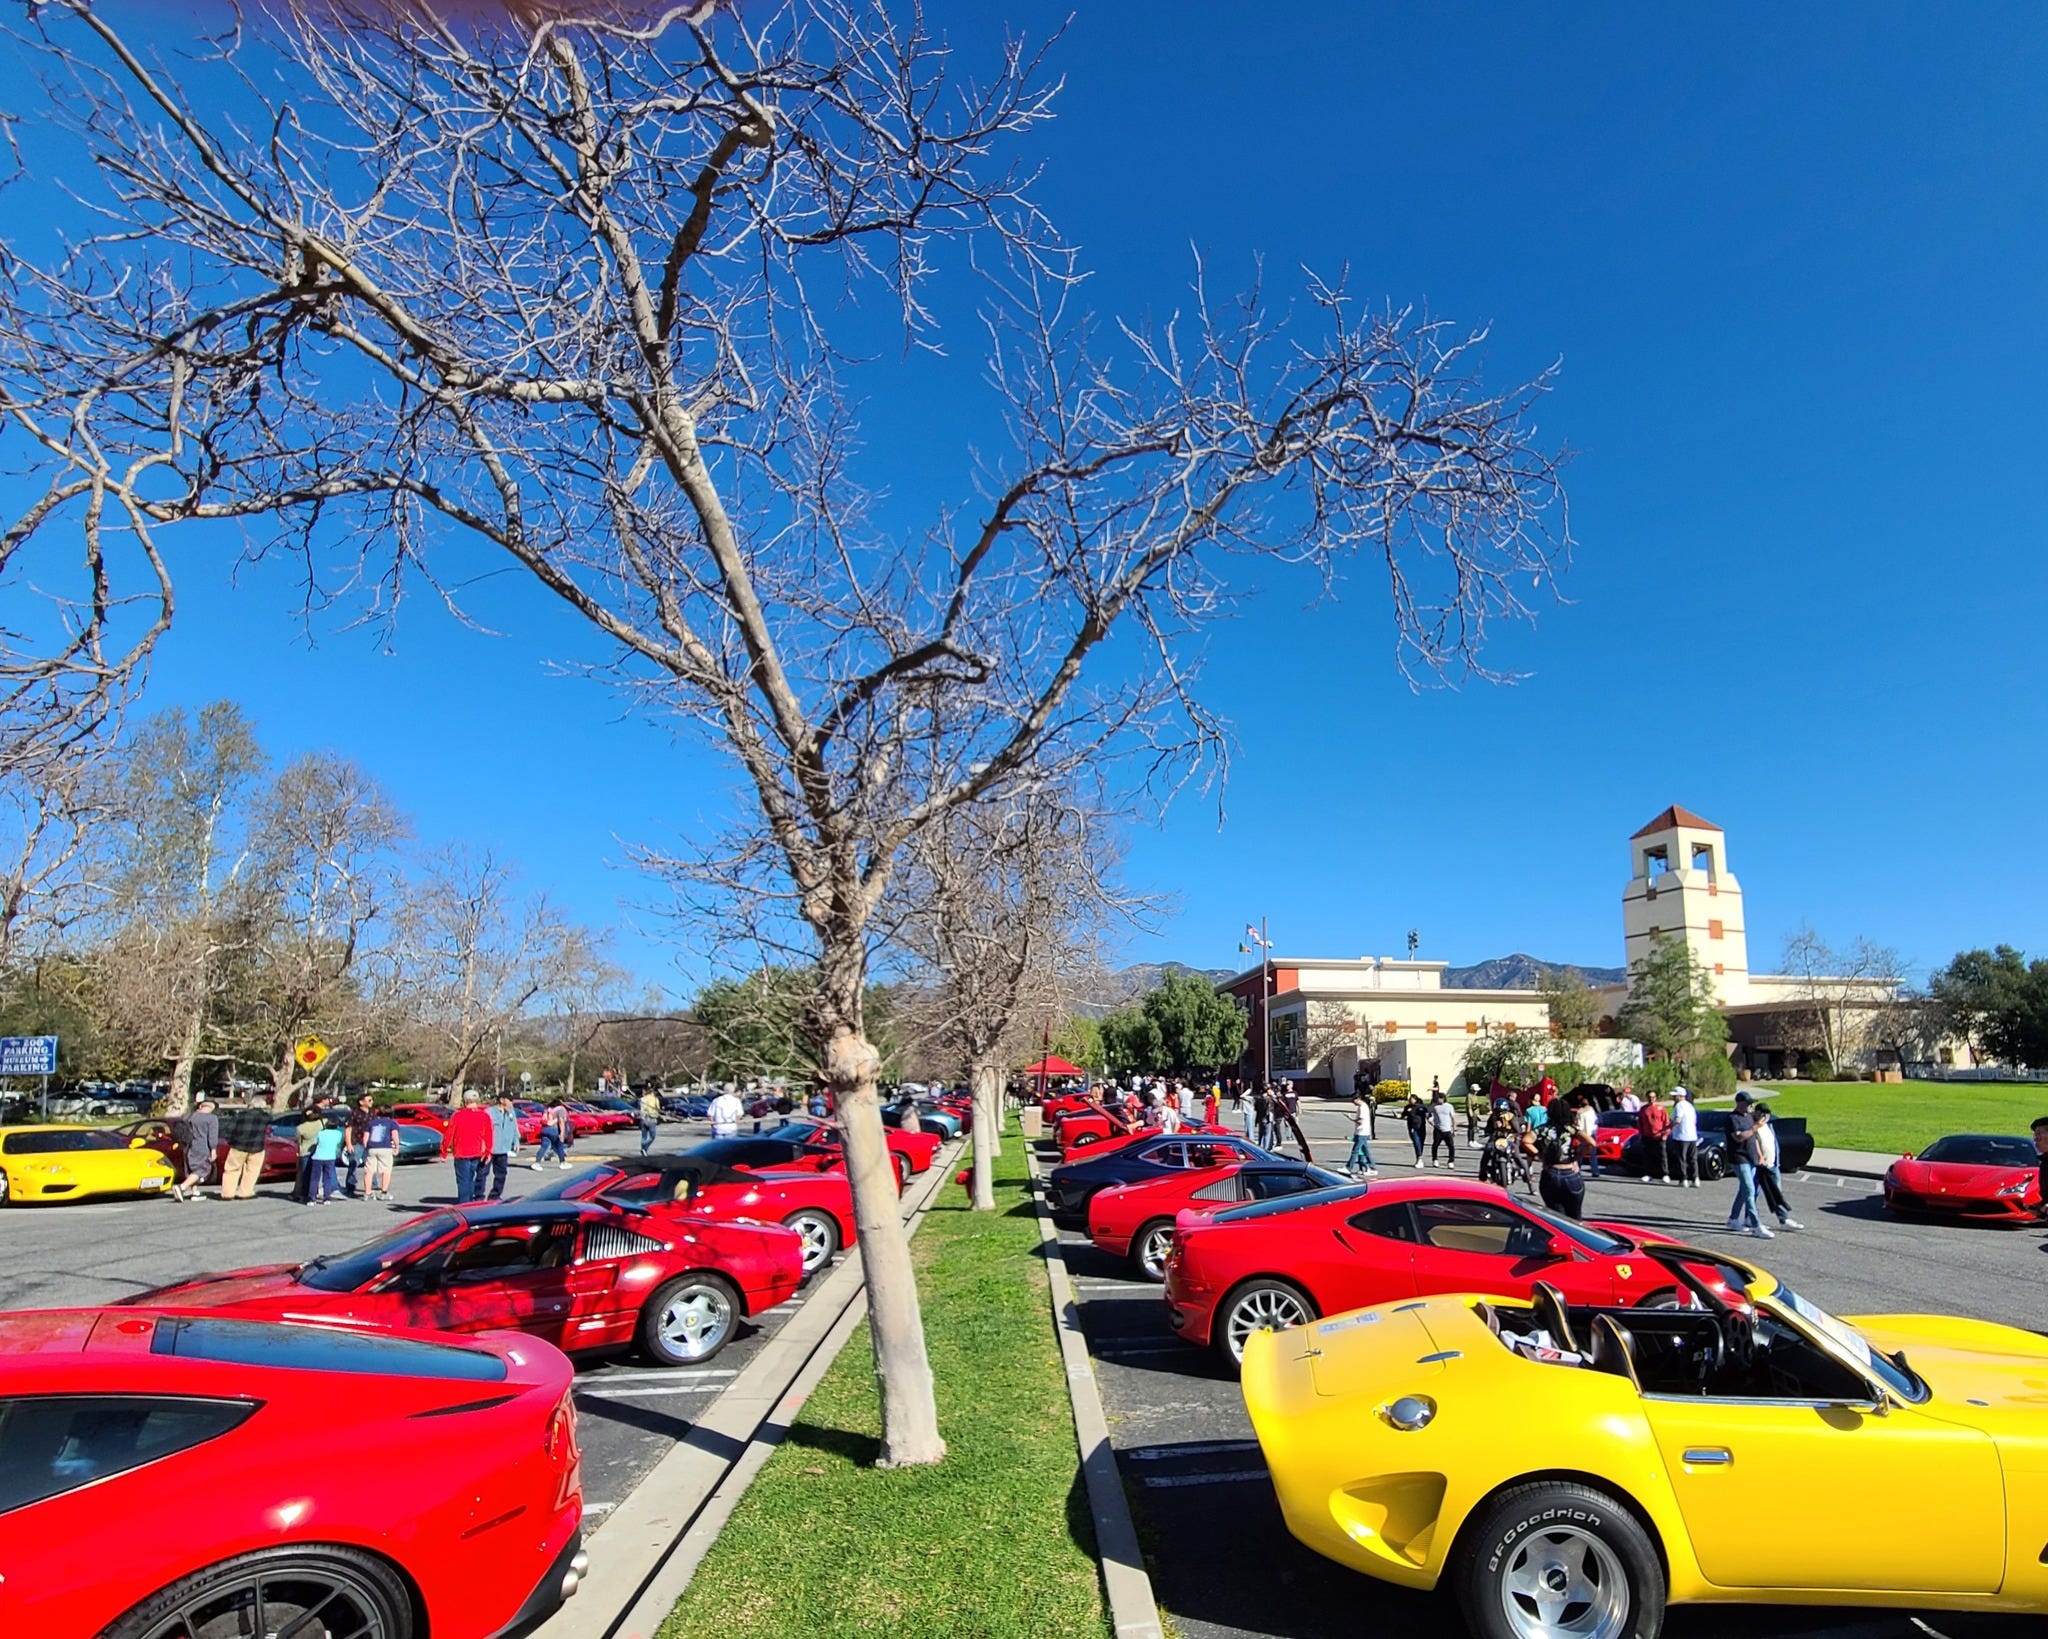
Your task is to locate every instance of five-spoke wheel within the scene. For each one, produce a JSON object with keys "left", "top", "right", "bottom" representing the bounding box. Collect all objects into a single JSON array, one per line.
[
  {"left": 642, "top": 1273, "right": 739, "bottom": 1365},
  {"left": 1455, "top": 1481, "right": 1663, "bottom": 1639},
  {"left": 782, "top": 1209, "right": 841, "bottom": 1275}
]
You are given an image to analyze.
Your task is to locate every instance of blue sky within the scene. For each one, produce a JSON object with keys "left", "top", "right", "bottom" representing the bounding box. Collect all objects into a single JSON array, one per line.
[{"left": 47, "top": 1, "right": 2048, "bottom": 995}]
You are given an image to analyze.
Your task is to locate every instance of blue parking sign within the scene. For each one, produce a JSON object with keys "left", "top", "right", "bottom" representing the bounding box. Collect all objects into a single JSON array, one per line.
[{"left": 0, "top": 1036, "right": 58, "bottom": 1076}]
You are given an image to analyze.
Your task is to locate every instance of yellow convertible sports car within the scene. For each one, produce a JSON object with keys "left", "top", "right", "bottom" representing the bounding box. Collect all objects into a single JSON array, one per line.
[
  {"left": 1244, "top": 1241, "right": 2048, "bottom": 1639},
  {"left": 0, "top": 1124, "right": 176, "bottom": 1205}
]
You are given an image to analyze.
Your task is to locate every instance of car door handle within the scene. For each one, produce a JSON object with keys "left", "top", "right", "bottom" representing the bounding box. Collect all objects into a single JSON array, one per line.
[{"left": 1682, "top": 1447, "right": 1733, "bottom": 1467}]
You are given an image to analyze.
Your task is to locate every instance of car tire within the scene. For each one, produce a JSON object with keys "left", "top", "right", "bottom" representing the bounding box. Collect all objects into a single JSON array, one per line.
[
  {"left": 782, "top": 1208, "right": 841, "bottom": 1274},
  {"left": 1215, "top": 1278, "right": 1317, "bottom": 1368},
  {"left": 1130, "top": 1219, "right": 1176, "bottom": 1283},
  {"left": 1698, "top": 1148, "right": 1728, "bottom": 1182},
  {"left": 103, "top": 1544, "right": 415, "bottom": 1639},
  {"left": 641, "top": 1272, "right": 741, "bottom": 1365},
  {"left": 1454, "top": 1480, "right": 1664, "bottom": 1639},
  {"left": 1071, "top": 1132, "right": 1099, "bottom": 1149}
]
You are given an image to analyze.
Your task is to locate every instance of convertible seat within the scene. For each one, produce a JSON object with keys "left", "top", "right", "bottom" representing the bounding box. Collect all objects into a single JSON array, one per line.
[
  {"left": 1530, "top": 1282, "right": 1578, "bottom": 1355},
  {"left": 1589, "top": 1315, "right": 1641, "bottom": 1390}
]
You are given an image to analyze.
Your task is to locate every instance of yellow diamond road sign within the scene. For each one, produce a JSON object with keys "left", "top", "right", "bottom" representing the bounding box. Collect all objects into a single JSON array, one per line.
[{"left": 294, "top": 1036, "right": 331, "bottom": 1072}]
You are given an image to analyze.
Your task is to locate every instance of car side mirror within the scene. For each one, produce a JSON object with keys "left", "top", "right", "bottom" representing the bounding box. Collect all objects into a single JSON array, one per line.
[
  {"left": 1546, "top": 1234, "right": 1578, "bottom": 1261},
  {"left": 397, "top": 1265, "right": 442, "bottom": 1294},
  {"left": 1901, "top": 1151, "right": 1914, "bottom": 1161},
  {"left": 128, "top": 1137, "right": 148, "bottom": 1149}
]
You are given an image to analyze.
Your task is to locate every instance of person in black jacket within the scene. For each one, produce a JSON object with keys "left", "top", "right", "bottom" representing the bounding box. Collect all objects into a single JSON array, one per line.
[{"left": 216, "top": 1098, "right": 272, "bottom": 1201}]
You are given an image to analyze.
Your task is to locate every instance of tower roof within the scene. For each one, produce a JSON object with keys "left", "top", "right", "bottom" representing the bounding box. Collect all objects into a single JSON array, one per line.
[{"left": 1631, "top": 804, "right": 1721, "bottom": 839}]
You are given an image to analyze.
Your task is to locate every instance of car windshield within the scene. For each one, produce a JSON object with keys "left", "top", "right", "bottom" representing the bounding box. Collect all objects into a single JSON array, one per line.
[
  {"left": 1773, "top": 1284, "right": 1925, "bottom": 1402},
  {"left": 297, "top": 1212, "right": 458, "bottom": 1292},
  {"left": 1212, "top": 1182, "right": 1371, "bottom": 1223},
  {"left": 2, "top": 1129, "right": 130, "bottom": 1155},
  {"left": 1918, "top": 1135, "right": 2037, "bottom": 1167},
  {"left": 1597, "top": 1111, "right": 1638, "bottom": 1129},
  {"left": 764, "top": 1121, "right": 829, "bottom": 1146},
  {"left": 1524, "top": 1203, "right": 1628, "bottom": 1255}
]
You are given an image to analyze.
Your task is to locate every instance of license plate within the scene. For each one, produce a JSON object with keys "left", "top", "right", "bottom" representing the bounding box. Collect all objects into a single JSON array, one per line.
[{"left": 139, "top": 1177, "right": 166, "bottom": 1191}]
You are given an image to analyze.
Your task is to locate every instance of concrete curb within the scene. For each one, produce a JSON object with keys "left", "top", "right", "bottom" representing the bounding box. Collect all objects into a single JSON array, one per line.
[
  {"left": 537, "top": 1139, "right": 962, "bottom": 1639},
  {"left": 1023, "top": 1144, "right": 1166, "bottom": 1639}
]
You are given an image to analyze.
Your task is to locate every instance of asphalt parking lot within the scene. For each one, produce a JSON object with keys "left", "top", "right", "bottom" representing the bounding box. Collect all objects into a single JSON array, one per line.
[
  {"left": 1049, "top": 1102, "right": 2044, "bottom": 1639},
  {"left": 0, "top": 1119, "right": 837, "bottom": 1523}
]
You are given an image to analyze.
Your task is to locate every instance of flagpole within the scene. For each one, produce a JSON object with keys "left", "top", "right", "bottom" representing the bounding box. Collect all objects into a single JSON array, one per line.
[{"left": 1261, "top": 915, "right": 1271, "bottom": 1088}]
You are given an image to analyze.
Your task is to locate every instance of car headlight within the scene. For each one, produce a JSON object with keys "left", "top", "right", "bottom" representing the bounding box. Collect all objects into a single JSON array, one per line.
[{"left": 1997, "top": 1180, "right": 2031, "bottom": 1197}]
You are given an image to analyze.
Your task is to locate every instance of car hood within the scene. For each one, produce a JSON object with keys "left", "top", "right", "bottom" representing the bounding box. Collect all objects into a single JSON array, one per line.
[
  {"left": 1889, "top": 1159, "right": 2033, "bottom": 1194},
  {"left": 131, "top": 1263, "right": 305, "bottom": 1307},
  {"left": 1848, "top": 1313, "right": 2048, "bottom": 1430}
]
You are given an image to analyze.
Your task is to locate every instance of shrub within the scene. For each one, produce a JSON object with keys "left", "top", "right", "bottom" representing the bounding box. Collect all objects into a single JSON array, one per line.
[
  {"left": 1546, "top": 1062, "right": 1589, "bottom": 1096},
  {"left": 1685, "top": 1052, "right": 1737, "bottom": 1100},
  {"left": 1633, "top": 1059, "right": 1682, "bottom": 1100},
  {"left": 1370, "top": 1079, "right": 1410, "bottom": 1102}
]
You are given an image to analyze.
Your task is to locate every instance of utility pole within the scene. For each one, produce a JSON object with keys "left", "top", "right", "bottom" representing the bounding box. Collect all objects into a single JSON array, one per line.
[{"left": 1261, "top": 916, "right": 1271, "bottom": 1088}]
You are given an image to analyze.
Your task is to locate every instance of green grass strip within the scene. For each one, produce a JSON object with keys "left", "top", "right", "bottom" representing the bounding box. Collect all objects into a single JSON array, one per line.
[
  {"left": 659, "top": 1139, "right": 1111, "bottom": 1639},
  {"left": 1755, "top": 1079, "right": 2048, "bottom": 1155}
]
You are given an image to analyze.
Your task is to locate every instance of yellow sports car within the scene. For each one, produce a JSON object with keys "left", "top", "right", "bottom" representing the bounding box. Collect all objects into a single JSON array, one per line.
[
  {"left": 1244, "top": 1241, "right": 2048, "bottom": 1639},
  {"left": 0, "top": 1124, "right": 176, "bottom": 1205}
]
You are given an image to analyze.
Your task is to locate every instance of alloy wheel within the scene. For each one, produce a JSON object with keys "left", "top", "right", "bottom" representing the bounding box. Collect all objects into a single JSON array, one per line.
[
  {"left": 1137, "top": 1225, "right": 1174, "bottom": 1280},
  {"left": 1225, "top": 1285, "right": 1310, "bottom": 1360},
  {"left": 1498, "top": 1524, "right": 1629, "bottom": 1639},
  {"left": 659, "top": 1283, "right": 735, "bottom": 1360},
  {"left": 785, "top": 1212, "right": 837, "bottom": 1273},
  {"left": 134, "top": 1560, "right": 403, "bottom": 1639}
]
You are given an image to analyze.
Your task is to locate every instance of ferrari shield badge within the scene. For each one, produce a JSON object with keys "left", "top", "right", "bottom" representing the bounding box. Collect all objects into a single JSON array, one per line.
[{"left": 1616, "top": 1263, "right": 1633, "bottom": 1281}]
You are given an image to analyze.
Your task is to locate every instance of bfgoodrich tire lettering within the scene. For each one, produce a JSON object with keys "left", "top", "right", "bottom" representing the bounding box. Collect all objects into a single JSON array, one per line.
[
  {"left": 1456, "top": 1481, "right": 1664, "bottom": 1639},
  {"left": 102, "top": 1544, "right": 414, "bottom": 1639}
]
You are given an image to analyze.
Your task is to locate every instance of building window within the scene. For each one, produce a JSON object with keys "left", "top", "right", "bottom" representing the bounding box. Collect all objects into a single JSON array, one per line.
[
  {"left": 1644, "top": 846, "right": 1670, "bottom": 878},
  {"left": 1708, "top": 919, "right": 1724, "bottom": 940},
  {"left": 1465, "top": 1021, "right": 1479, "bottom": 1034},
  {"left": 1425, "top": 1021, "right": 1438, "bottom": 1034},
  {"left": 1645, "top": 883, "right": 1657, "bottom": 901},
  {"left": 1692, "top": 842, "right": 1715, "bottom": 874},
  {"left": 1714, "top": 962, "right": 1725, "bottom": 976}
]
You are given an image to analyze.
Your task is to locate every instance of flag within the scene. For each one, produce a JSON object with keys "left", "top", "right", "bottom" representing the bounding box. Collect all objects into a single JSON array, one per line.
[{"left": 1243, "top": 923, "right": 1267, "bottom": 946}]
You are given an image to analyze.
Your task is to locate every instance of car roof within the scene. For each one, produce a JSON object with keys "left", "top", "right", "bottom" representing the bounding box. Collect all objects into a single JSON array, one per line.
[
  {"left": 454, "top": 1199, "right": 605, "bottom": 1227},
  {"left": 588, "top": 1153, "right": 765, "bottom": 1188}
]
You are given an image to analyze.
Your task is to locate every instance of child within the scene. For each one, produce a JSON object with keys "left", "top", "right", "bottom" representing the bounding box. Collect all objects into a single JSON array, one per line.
[{"left": 309, "top": 1117, "right": 345, "bottom": 1203}]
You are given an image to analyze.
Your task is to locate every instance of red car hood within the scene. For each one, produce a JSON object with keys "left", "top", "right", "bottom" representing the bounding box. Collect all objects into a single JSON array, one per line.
[
  {"left": 130, "top": 1263, "right": 304, "bottom": 1308},
  {"left": 1890, "top": 1159, "right": 2035, "bottom": 1195}
]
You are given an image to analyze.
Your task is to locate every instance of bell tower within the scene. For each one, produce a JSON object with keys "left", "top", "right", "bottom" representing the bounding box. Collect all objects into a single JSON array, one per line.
[{"left": 1622, "top": 805, "right": 1748, "bottom": 1005}]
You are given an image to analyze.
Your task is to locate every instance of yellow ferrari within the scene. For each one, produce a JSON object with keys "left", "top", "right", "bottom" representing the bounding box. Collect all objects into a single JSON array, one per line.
[
  {"left": 0, "top": 1124, "right": 176, "bottom": 1205},
  {"left": 1244, "top": 1241, "right": 2048, "bottom": 1639}
]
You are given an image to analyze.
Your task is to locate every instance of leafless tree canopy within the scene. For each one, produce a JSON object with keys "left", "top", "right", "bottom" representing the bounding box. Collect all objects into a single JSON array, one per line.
[{"left": 0, "top": 0, "right": 1570, "bottom": 1465}]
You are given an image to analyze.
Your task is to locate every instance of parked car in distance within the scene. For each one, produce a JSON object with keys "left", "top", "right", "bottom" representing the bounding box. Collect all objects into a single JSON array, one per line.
[
  {"left": 1088, "top": 1160, "right": 1346, "bottom": 1279},
  {"left": 1593, "top": 1106, "right": 1813, "bottom": 1179},
  {"left": 0, "top": 1306, "right": 585, "bottom": 1639},
  {"left": 133, "top": 1198, "right": 804, "bottom": 1366},
  {"left": 0, "top": 1125, "right": 177, "bottom": 1206},
  {"left": 1044, "top": 1134, "right": 1275, "bottom": 1230},
  {"left": 1884, "top": 1133, "right": 2042, "bottom": 1223},
  {"left": 114, "top": 1116, "right": 298, "bottom": 1182},
  {"left": 534, "top": 1153, "right": 856, "bottom": 1275}
]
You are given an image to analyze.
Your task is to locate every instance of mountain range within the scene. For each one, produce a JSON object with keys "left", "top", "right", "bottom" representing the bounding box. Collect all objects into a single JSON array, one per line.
[{"left": 1087, "top": 953, "right": 1622, "bottom": 1013}]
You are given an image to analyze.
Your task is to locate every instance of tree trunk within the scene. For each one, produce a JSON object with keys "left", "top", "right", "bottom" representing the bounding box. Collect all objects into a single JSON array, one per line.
[
  {"left": 269, "top": 1061, "right": 295, "bottom": 1111},
  {"left": 815, "top": 961, "right": 946, "bottom": 1468},
  {"left": 165, "top": 1012, "right": 201, "bottom": 1117},
  {"left": 968, "top": 1061, "right": 1003, "bottom": 1212}
]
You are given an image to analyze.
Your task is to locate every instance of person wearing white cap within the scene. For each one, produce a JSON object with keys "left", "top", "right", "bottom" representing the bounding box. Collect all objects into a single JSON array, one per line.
[{"left": 1668, "top": 1086, "right": 1700, "bottom": 1188}]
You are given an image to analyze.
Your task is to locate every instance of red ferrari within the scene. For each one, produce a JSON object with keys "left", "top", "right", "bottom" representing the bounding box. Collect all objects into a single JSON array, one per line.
[
  {"left": 1884, "top": 1133, "right": 2043, "bottom": 1223},
  {"left": 1056, "top": 1107, "right": 1232, "bottom": 1155},
  {"left": 1165, "top": 1176, "right": 1685, "bottom": 1366},
  {"left": 0, "top": 1307, "right": 584, "bottom": 1639},
  {"left": 533, "top": 1154, "right": 857, "bottom": 1275},
  {"left": 772, "top": 1116, "right": 941, "bottom": 1175},
  {"left": 1088, "top": 1159, "right": 1345, "bottom": 1279},
  {"left": 133, "top": 1198, "right": 803, "bottom": 1365},
  {"left": 114, "top": 1116, "right": 299, "bottom": 1182}
]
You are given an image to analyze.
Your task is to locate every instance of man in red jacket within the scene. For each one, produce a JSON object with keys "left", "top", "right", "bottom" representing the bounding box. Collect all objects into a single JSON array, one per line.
[
  {"left": 448, "top": 1092, "right": 495, "bottom": 1204},
  {"left": 1636, "top": 1089, "right": 1672, "bottom": 1184}
]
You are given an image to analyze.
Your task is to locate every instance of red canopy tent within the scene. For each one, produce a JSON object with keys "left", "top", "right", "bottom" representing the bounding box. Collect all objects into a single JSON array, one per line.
[{"left": 1022, "top": 1055, "right": 1083, "bottom": 1079}]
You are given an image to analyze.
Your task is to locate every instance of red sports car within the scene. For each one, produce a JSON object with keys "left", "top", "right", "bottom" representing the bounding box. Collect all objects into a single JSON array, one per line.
[
  {"left": 534, "top": 1154, "right": 857, "bottom": 1275},
  {"left": 134, "top": 1198, "right": 804, "bottom": 1365},
  {"left": 567, "top": 1100, "right": 637, "bottom": 1134},
  {"left": 114, "top": 1115, "right": 299, "bottom": 1182},
  {"left": 771, "top": 1117, "right": 942, "bottom": 1175},
  {"left": 0, "top": 1306, "right": 584, "bottom": 1639},
  {"left": 1884, "top": 1133, "right": 2043, "bottom": 1223},
  {"left": 1165, "top": 1176, "right": 1686, "bottom": 1366},
  {"left": 1056, "top": 1107, "right": 1232, "bottom": 1155},
  {"left": 1037, "top": 1091, "right": 1097, "bottom": 1119},
  {"left": 1088, "top": 1159, "right": 1345, "bottom": 1279}
]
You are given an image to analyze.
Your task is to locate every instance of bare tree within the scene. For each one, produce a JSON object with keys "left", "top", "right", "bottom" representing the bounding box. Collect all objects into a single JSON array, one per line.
[
  {"left": 899, "top": 797, "right": 1130, "bottom": 1210},
  {"left": 1, "top": 2, "right": 1569, "bottom": 1465},
  {"left": 242, "top": 754, "right": 408, "bottom": 1104},
  {"left": 396, "top": 846, "right": 576, "bottom": 1097},
  {"left": 93, "top": 702, "right": 267, "bottom": 1113},
  {"left": 1778, "top": 927, "right": 1904, "bottom": 1075},
  {"left": 0, "top": 746, "right": 107, "bottom": 971}
]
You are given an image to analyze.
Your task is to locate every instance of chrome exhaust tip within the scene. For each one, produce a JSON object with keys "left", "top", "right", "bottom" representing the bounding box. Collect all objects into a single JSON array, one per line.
[{"left": 561, "top": 1549, "right": 591, "bottom": 1599}]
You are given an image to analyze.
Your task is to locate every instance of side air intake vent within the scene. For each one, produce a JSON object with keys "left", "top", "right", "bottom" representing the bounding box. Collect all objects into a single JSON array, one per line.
[{"left": 583, "top": 1226, "right": 664, "bottom": 1263}]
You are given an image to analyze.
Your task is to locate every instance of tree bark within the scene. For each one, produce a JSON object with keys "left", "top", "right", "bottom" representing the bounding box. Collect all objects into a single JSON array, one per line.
[
  {"left": 165, "top": 1012, "right": 201, "bottom": 1117},
  {"left": 968, "top": 1061, "right": 1005, "bottom": 1212},
  {"left": 269, "top": 1061, "right": 295, "bottom": 1111},
  {"left": 816, "top": 960, "right": 946, "bottom": 1468}
]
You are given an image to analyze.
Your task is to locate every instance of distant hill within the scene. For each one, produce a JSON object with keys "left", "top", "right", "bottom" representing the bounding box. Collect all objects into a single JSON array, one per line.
[
  {"left": 1444, "top": 954, "right": 1625, "bottom": 990},
  {"left": 1079, "top": 961, "right": 1234, "bottom": 1017}
]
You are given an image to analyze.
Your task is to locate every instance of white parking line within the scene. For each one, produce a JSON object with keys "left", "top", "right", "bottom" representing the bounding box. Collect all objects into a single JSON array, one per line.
[
  {"left": 580, "top": 1367, "right": 736, "bottom": 1384},
  {"left": 577, "top": 1383, "right": 725, "bottom": 1399}
]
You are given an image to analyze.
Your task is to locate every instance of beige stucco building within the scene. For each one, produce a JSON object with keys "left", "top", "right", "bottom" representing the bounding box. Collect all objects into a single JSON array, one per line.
[{"left": 1221, "top": 804, "right": 1902, "bottom": 1095}]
